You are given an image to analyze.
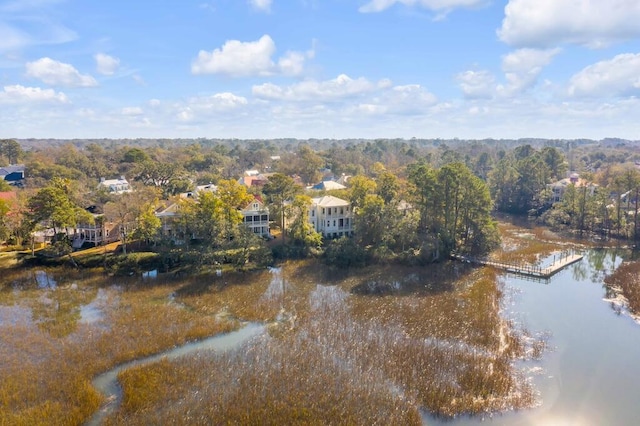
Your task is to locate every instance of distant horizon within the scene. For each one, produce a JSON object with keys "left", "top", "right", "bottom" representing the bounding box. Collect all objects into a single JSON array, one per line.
[
  {"left": 1, "top": 1, "right": 639, "bottom": 140},
  {"left": 10, "top": 136, "right": 640, "bottom": 145}
]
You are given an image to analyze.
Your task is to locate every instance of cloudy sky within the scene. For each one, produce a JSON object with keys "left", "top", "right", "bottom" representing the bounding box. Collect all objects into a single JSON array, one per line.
[{"left": 1, "top": 0, "right": 639, "bottom": 140}]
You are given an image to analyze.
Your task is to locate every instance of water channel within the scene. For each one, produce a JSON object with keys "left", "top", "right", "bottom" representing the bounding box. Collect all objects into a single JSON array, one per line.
[
  {"left": 86, "top": 323, "right": 265, "bottom": 426},
  {"left": 427, "top": 248, "right": 640, "bottom": 426}
]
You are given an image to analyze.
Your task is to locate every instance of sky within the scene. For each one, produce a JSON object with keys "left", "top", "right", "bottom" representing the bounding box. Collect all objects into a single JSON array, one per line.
[{"left": 1, "top": 0, "right": 640, "bottom": 140}]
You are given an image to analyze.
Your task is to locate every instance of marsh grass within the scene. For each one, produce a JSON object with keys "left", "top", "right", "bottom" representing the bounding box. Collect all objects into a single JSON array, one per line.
[
  {"left": 0, "top": 269, "right": 238, "bottom": 425},
  {"left": 604, "top": 260, "right": 640, "bottom": 316},
  {"left": 111, "top": 261, "right": 540, "bottom": 424},
  {"left": 1, "top": 224, "right": 550, "bottom": 424}
]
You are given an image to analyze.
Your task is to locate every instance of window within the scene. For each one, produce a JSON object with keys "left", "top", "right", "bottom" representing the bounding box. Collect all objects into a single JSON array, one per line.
[
  {"left": 340, "top": 207, "right": 344, "bottom": 214},
  {"left": 252, "top": 203, "right": 259, "bottom": 210},
  {"left": 246, "top": 216, "right": 253, "bottom": 222},
  {"left": 322, "top": 208, "right": 325, "bottom": 214},
  {"left": 261, "top": 214, "right": 268, "bottom": 221},
  {"left": 327, "top": 220, "right": 330, "bottom": 226},
  {"left": 333, "top": 220, "right": 336, "bottom": 227},
  {"left": 311, "top": 210, "right": 315, "bottom": 217},
  {"left": 254, "top": 215, "right": 259, "bottom": 222},
  {"left": 339, "top": 219, "right": 343, "bottom": 227}
]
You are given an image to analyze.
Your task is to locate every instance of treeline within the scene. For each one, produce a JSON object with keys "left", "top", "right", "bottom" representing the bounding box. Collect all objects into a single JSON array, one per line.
[{"left": 3, "top": 137, "right": 640, "bottom": 271}]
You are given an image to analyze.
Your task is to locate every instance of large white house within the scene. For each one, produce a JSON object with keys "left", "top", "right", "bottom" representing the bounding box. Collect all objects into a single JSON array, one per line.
[
  {"left": 98, "top": 176, "right": 132, "bottom": 194},
  {"left": 308, "top": 195, "right": 353, "bottom": 238}
]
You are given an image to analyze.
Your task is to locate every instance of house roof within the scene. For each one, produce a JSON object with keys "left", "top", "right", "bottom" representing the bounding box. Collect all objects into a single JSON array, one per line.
[
  {"left": 312, "top": 195, "right": 350, "bottom": 207},
  {"left": 180, "top": 183, "right": 218, "bottom": 198},
  {"left": 241, "top": 195, "right": 267, "bottom": 212},
  {"left": 0, "top": 191, "right": 17, "bottom": 202},
  {"left": 312, "top": 180, "right": 347, "bottom": 191},
  {"left": 549, "top": 177, "right": 596, "bottom": 189},
  {"left": 0, "top": 164, "right": 25, "bottom": 177},
  {"left": 155, "top": 202, "right": 181, "bottom": 217}
]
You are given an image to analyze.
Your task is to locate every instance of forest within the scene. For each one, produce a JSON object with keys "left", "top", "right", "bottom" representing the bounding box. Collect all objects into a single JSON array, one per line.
[{"left": 2, "top": 137, "right": 640, "bottom": 272}]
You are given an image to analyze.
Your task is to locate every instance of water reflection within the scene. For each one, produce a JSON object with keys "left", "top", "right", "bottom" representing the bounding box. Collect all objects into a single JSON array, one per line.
[
  {"left": 427, "top": 248, "right": 640, "bottom": 426},
  {"left": 0, "top": 269, "right": 103, "bottom": 337}
]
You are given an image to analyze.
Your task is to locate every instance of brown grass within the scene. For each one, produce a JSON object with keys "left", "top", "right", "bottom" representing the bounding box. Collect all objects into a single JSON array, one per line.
[
  {"left": 0, "top": 269, "right": 238, "bottom": 425},
  {"left": 604, "top": 260, "right": 640, "bottom": 316},
  {"left": 1, "top": 223, "right": 551, "bottom": 424},
  {"left": 109, "top": 261, "right": 539, "bottom": 424}
]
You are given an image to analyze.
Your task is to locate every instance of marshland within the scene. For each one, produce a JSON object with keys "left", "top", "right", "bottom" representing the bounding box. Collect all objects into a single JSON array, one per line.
[{"left": 2, "top": 219, "right": 640, "bottom": 425}]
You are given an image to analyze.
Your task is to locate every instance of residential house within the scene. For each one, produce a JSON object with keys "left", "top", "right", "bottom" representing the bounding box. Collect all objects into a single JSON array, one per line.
[
  {"left": 180, "top": 183, "right": 218, "bottom": 199},
  {"left": 156, "top": 194, "right": 271, "bottom": 242},
  {"left": 311, "top": 180, "right": 347, "bottom": 191},
  {"left": 0, "top": 164, "right": 25, "bottom": 185},
  {"left": 308, "top": 195, "right": 353, "bottom": 238},
  {"left": 98, "top": 176, "right": 132, "bottom": 194},
  {"left": 548, "top": 173, "right": 597, "bottom": 204},
  {"left": 241, "top": 196, "right": 270, "bottom": 238},
  {"left": 155, "top": 202, "right": 185, "bottom": 244},
  {"left": 238, "top": 171, "right": 270, "bottom": 188},
  {"left": 72, "top": 217, "right": 120, "bottom": 249}
]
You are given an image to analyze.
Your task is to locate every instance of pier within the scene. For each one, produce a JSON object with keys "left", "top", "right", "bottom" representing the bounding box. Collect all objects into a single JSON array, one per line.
[{"left": 452, "top": 251, "right": 583, "bottom": 279}]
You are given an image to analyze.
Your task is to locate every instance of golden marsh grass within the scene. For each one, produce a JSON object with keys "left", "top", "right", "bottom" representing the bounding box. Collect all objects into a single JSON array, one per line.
[{"left": 1, "top": 228, "right": 550, "bottom": 424}]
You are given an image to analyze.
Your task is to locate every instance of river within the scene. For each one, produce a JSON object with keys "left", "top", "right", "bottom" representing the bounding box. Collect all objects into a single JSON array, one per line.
[{"left": 426, "top": 248, "right": 640, "bottom": 426}]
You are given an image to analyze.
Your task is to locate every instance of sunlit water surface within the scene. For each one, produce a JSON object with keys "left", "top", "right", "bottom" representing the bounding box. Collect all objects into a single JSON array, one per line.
[{"left": 426, "top": 249, "right": 640, "bottom": 426}]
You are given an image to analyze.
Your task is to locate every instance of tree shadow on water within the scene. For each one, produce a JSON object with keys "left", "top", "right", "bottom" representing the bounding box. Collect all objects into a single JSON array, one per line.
[{"left": 350, "top": 262, "right": 477, "bottom": 297}]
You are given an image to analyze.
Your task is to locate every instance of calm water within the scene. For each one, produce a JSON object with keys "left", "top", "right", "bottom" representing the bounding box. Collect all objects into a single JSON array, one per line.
[{"left": 427, "top": 248, "right": 640, "bottom": 426}]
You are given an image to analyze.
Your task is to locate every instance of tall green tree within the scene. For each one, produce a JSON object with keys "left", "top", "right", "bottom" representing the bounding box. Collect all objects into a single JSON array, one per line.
[
  {"left": 0, "top": 139, "right": 23, "bottom": 164},
  {"left": 262, "top": 173, "right": 302, "bottom": 243},
  {"left": 27, "top": 178, "right": 88, "bottom": 237},
  {"left": 287, "top": 195, "right": 322, "bottom": 249},
  {"left": 348, "top": 175, "right": 377, "bottom": 210}
]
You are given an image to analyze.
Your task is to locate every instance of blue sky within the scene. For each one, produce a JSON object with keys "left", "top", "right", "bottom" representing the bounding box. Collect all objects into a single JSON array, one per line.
[{"left": 1, "top": 0, "right": 640, "bottom": 140}]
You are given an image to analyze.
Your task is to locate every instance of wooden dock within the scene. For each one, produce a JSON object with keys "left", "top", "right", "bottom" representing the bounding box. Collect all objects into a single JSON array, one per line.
[{"left": 452, "top": 252, "right": 583, "bottom": 279}]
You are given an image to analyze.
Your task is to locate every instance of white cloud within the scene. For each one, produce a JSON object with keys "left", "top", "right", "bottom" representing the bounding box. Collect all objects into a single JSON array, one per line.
[
  {"left": 498, "top": 48, "right": 560, "bottom": 96},
  {"left": 26, "top": 57, "right": 98, "bottom": 87},
  {"left": 94, "top": 53, "right": 120, "bottom": 75},
  {"left": 249, "top": 0, "right": 272, "bottom": 12},
  {"left": 253, "top": 74, "right": 379, "bottom": 101},
  {"left": 0, "top": 84, "right": 67, "bottom": 103},
  {"left": 568, "top": 53, "right": 640, "bottom": 98},
  {"left": 176, "top": 92, "right": 249, "bottom": 123},
  {"left": 456, "top": 70, "right": 496, "bottom": 99},
  {"left": 499, "top": 0, "right": 640, "bottom": 48},
  {"left": 191, "top": 35, "right": 311, "bottom": 77},
  {"left": 0, "top": 23, "right": 29, "bottom": 51},
  {"left": 278, "top": 51, "right": 306, "bottom": 76},
  {"left": 359, "top": 0, "right": 485, "bottom": 13},
  {"left": 121, "top": 106, "right": 143, "bottom": 116},
  {"left": 192, "top": 35, "right": 275, "bottom": 76}
]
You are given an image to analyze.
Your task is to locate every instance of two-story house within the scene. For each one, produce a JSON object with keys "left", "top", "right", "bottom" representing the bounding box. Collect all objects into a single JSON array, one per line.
[
  {"left": 548, "top": 173, "right": 597, "bottom": 204},
  {"left": 241, "top": 196, "right": 270, "bottom": 238},
  {"left": 308, "top": 195, "right": 353, "bottom": 238},
  {"left": 156, "top": 194, "right": 271, "bottom": 242}
]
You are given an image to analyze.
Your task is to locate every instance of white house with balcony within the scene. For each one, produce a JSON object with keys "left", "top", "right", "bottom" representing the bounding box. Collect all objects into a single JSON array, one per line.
[
  {"left": 72, "top": 217, "right": 120, "bottom": 249},
  {"left": 308, "top": 195, "right": 353, "bottom": 238},
  {"left": 241, "top": 196, "right": 270, "bottom": 238}
]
